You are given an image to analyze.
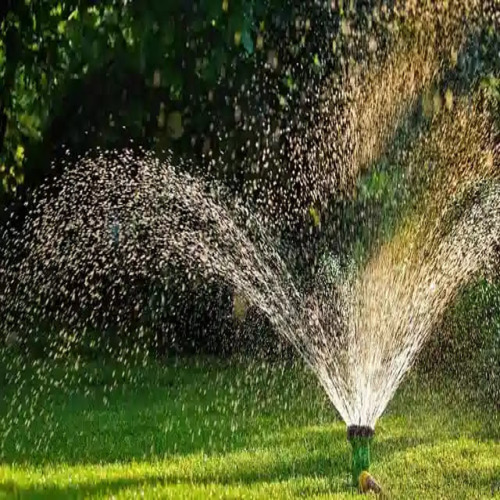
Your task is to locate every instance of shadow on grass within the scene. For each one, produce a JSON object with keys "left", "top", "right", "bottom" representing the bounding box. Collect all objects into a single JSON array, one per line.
[
  {"left": 0, "top": 450, "right": 353, "bottom": 499},
  {"left": 1, "top": 359, "right": 497, "bottom": 499},
  {"left": 12, "top": 429, "right": 459, "bottom": 498},
  {"left": 1, "top": 416, "right": 495, "bottom": 499},
  {"left": 0, "top": 358, "right": 332, "bottom": 466},
  {"left": 0, "top": 478, "right": 161, "bottom": 500}
]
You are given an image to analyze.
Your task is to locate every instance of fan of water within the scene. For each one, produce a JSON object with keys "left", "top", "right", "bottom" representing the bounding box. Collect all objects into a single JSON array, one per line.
[{"left": 0, "top": 0, "right": 498, "bottom": 444}]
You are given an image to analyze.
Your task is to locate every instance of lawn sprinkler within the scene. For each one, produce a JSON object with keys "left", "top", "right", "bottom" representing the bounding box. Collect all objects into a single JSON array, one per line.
[{"left": 347, "top": 425, "right": 383, "bottom": 494}]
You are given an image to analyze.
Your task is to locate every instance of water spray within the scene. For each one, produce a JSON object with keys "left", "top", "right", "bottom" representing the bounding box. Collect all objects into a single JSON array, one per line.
[{"left": 347, "top": 425, "right": 382, "bottom": 494}]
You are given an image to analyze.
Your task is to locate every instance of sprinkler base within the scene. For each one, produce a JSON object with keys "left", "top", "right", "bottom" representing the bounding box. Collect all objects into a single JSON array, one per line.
[{"left": 359, "top": 471, "right": 382, "bottom": 494}]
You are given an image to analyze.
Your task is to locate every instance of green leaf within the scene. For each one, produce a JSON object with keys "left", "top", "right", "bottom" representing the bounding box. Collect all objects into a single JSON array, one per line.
[
  {"left": 50, "top": 4, "right": 63, "bottom": 17},
  {"left": 68, "top": 9, "right": 79, "bottom": 21},
  {"left": 309, "top": 206, "right": 320, "bottom": 227},
  {"left": 241, "top": 29, "right": 254, "bottom": 54},
  {"left": 167, "top": 111, "right": 184, "bottom": 139},
  {"left": 57, "top": 20, "right": 67, "bottom": 34},
  {"left": 15, "top": 145, "right": 25, "bottom": 165}
]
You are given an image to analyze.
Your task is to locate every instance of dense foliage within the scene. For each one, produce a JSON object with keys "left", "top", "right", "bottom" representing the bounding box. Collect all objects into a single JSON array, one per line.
[
  {"left": 0, "top": 0, "right": 341, "bottom": 199},
  {"left": 0, "top": 0, "right": 255, "bottom": 192}
]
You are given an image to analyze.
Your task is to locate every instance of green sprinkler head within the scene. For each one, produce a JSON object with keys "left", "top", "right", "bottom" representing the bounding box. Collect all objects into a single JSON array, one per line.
[{"left": 347, "top": 425, "right": 375, "bottom": 489}]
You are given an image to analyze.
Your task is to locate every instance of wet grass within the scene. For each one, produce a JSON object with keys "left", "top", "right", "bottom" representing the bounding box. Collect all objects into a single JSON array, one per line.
[{"left": 0, "top": 356, "right": 498, "bottom": 499}]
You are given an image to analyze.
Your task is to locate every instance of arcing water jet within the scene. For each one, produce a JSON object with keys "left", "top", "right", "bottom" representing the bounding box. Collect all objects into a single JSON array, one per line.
[{"left": 0, "top": 0, "right": 498, "bottom": 490}]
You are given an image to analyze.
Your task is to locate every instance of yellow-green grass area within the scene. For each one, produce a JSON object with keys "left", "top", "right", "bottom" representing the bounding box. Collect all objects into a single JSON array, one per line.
[{"left": 0, "top": 356, "right": 498, "bottom": 499}]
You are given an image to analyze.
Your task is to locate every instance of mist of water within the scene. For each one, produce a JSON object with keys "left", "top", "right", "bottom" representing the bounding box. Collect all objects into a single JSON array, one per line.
[{"left": 0, "top": 0, "right": 498, "bottom": 438}]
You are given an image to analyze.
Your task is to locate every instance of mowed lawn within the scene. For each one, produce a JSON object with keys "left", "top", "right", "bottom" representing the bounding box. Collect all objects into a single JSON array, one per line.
[{"left": 0, "top": 357, "right": 498, "bottom": 499}]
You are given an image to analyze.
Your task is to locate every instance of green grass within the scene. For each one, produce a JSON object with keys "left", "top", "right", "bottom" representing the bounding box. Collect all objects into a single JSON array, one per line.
[{"left": 0, "top": 356, "right": 498, "bottom": 499}]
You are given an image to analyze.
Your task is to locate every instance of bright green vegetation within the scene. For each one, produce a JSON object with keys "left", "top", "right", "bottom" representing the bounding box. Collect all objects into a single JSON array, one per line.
[{"left": 0, "top": 357, "right": 498, "bottom": 499}]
